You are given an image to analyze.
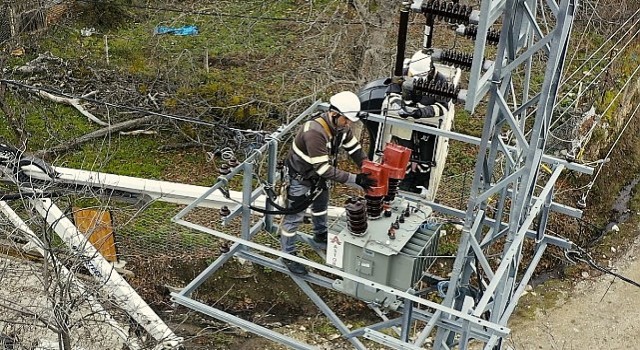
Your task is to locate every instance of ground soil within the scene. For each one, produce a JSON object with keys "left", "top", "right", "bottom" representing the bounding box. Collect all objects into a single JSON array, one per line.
[
  {"left": 506, "top": 233, "right": 640, "bottom": 350},
  {"left": 225, "top": 231, "right": 640, "bottom": 350}
]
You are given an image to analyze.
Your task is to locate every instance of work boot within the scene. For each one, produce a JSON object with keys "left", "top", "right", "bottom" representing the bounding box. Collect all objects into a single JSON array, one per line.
[
  {"left": 313, "top": 232, "right": 328, "bottom": 244},
  {"left": 283, "top": 255, "right": 308, "bottom": 275}
]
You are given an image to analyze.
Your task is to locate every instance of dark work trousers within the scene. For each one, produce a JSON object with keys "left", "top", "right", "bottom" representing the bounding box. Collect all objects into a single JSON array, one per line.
[
  {"left": 394, "top": 135, "right": 431, "bottom": 193},
  {"left": 280, "top": 178, "right": 329, "bottom": 254}
]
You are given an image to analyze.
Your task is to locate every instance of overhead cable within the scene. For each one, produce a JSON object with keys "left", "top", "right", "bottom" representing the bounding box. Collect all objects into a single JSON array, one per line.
[
  {"left": 561, "top": 5, "right": 640, "bottom": 88},
  {"left": 0, "top": 79, "right": 268, "bottom": 135},
  {"left": 580, "top": 96, "right": 640, "bottom": 201},
  {"left": 73, "top": 0, "right": 366, "bottom": 25},
  {"left": 547, "top": 23, "right": 640, "bottom": 136},
  {"left": 555, "top": 13, "right": 640, "bottom": 116},
  {"left": 566, "top": 247, "right": 640, "bottom": 289}
]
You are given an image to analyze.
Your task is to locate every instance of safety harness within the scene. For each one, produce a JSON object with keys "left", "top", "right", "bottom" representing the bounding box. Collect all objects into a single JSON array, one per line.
[
  {"left": 287, "top": 116, "right": 335, "bottom": 181},
  {"left": 314, "top": 116, "right": 333, "bottom": 140},
  {"left": 248, "top": 115, "right": 334, "bottom": 216}
]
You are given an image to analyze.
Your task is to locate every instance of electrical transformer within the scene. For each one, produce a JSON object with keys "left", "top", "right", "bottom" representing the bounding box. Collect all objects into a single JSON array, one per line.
[{"left": 326, "top": 143, "right": 440, "bottom": 309}]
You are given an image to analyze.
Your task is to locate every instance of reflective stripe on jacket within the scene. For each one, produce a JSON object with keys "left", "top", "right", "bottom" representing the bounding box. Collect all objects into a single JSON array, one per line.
[{"left": 286, "top": 112, "right": 366, "bottom": 184}]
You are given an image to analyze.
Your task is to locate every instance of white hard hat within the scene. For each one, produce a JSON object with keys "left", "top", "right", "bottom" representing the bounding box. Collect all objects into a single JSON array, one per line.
[
  {"left": 329, "top": 91, "right": 361, "bottom": 122},
  {"left": 408, "top": 50, "right": 432, "bottom": 77}
]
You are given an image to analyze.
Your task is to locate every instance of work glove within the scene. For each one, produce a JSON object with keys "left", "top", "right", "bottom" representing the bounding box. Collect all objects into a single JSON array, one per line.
[
  {"left": 398, "top": 106, "right": 435, "bottom": 119},
  {"left": 398, "top": 107, "right": 420, "bottom": 119},
  {"left": 355, "top": 172, "right": 376, "bottom": 191}
]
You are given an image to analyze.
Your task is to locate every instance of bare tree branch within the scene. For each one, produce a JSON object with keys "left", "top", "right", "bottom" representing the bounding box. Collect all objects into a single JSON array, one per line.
[
  {"left": 37, "top": 90, "right": 109, "bottom": 126},
  {"left": 36, "top": 115, "right": 158, "bottom": 157}
]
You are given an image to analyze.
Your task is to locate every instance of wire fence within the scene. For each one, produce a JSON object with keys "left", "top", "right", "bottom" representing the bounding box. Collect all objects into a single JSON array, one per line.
[
  {"left": 435, "top": 171, "right": 473, "bottom": 212},
  {"left": 52, "top": 169, "right": 477, "bottom": 263},
  {"left": 0, "top": 0, "right": 71, "bottom": 43},
  {"left": 547, "top": 107, "right": 599, "bottom": 160},
  {"left": 108, "top": 202, "right": 221, "bottom": 259}
]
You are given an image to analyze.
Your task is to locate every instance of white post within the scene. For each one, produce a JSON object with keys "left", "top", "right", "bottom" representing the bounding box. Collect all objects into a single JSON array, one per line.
[
  {"left": 104, "top": 35, "right": 109, "bottom": 65},
  {"left": 30, "top": 198, "right": 183, "bottom": 349},
  {"left": 0, "top": 201, "right": 141, "bottom": 350},
  {"left": 205, "top": 48, "right": 209, "bottom": 73}
]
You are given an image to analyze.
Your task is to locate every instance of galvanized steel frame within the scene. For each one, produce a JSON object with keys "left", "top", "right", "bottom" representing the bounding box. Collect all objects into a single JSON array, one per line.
[
  {"left": 170, "top": 0, "right": 586, "bottom": 349},
  {"left": 170, "top": 101, "right": 510, "bottom": 349},
  {"left": 432, "top": 0, "right": 580, "bottom": 348}
]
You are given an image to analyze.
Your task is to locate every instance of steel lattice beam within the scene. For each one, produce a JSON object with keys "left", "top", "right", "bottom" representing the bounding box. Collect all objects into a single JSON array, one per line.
[
  {"left": 113, "top": 0, "right": 581, "bottom": 348},
  {"left": 433, "top": 0, "right": 578, "bottom": 348}
]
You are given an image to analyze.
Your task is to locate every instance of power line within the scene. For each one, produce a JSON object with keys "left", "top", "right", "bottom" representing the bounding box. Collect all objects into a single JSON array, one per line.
[
  {"left": 0, "top": 79, "right": 268, "bottom": 135},
  {"left": 550, "top": 23, "right": 640, "bottom": 132},
  {"left": 75, "top": 0, "right": 366, "bottom": 25},
  {"left": 556, "top": 9, "right": 640, "bottom": 112},
  {"left": 564, "top": 3, "right": 640, "bottom": 83},
  {"left": 579, "top": 97, "right": 640, "bottom": 202},
  {"left": 566, "top": 247, "right": 640, "bottom": 289}
]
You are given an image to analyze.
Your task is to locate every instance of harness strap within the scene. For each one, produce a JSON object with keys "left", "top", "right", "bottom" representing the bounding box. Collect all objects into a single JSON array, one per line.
[{"left": 314, "top": 117, "right": 333, "bottom": 140}]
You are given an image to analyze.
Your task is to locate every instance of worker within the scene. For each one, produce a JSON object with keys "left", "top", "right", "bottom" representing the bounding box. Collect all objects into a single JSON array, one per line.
[
  {"left": 381, "top": 50, "right": 450, "bottom": 194},
  {"left": 281, "top": 91, "right": 376, "bottom": 275}
]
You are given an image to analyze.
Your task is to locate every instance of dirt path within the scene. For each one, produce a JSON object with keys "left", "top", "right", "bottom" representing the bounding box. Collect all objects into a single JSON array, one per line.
[{"left": 506, "top": 237, "right": 640, "bottom": 350}]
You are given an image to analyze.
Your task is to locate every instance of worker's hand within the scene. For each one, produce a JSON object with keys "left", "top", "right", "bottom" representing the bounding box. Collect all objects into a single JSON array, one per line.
[
  {"left": 398, "top": 108, "right": 421, "bottom": 119},
  {"left": 355, "top": 173, "right": 376, "bottom": 190},
  {"left": 399, "top": 107, "right": 436, "bottom": 119}
]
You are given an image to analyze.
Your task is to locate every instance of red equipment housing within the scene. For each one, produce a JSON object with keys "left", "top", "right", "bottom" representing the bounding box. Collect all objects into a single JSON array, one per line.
[
  {"left": 381, "top": 143, "right": 412, "bottom": 181},
  {"left": 361, "top": 160, "right": 389, "bottom": 197}
]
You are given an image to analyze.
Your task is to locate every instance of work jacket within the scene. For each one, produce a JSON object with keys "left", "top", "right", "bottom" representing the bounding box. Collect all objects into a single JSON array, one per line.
[
  {"left": 286, "top": 112, "right": 367, "bottom": 184},
  {"left": 382, "top": 92, "right": 448, "bottom": 141}
]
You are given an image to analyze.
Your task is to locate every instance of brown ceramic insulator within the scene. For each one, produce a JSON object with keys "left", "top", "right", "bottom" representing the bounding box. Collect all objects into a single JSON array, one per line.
[
  {"left": 364, "top": 195, "right": 384, "bottom": 219},
  {"left": 219, "top": 205, "right": 231, "bottom": 217},
  {"left": 345, "top": 197, "right": 368, "bottom": 236},
  {"left": 347, "top": 215, "right": 368, "bottom": 232},
  {"left": 388, "top": 228, "right": 396, "bottom": 240},
  {"left": 385, "top": 178, "right": 401, "bottom": 201},
  {"left": 227, "top": 158, "right": 239, "bottom": 167},
  {"left": 219, "top": 163, "right": 231, "bottom": 175}
]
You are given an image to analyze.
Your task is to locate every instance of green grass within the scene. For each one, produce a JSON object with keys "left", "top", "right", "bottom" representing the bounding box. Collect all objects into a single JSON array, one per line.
[
  {"left": 58, "top": 136, "right": 171, "bottom": 178},
  {"left": 513, "top": 279, "right": 568, "bottom": 321},
  {"left": 0, "top": 94, "right": 93, "bottom": 145},
  {"left": 40, "top": 1, "right": 310, "bottom": 90},
  {"left": 1, "top": 0, "right": 365, "bottom": 187}
]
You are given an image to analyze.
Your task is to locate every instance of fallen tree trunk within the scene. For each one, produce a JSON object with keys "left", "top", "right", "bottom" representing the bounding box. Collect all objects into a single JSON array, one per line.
[{"left": 36, "top": 116, "right": 158, "bottom": 157}]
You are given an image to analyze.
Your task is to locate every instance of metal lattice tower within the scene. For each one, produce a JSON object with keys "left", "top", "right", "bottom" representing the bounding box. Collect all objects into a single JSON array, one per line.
[
  {"left": 429, "top": 0, "right": 585, "bottom": 348},
  {"left": 166, "top": 0, "right": 594, "bottom": 349}
]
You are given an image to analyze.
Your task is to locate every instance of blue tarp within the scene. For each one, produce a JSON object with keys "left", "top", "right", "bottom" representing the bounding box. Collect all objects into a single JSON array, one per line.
[{"left": 154, "top": 25, "right": 198, "bottom": 36}]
